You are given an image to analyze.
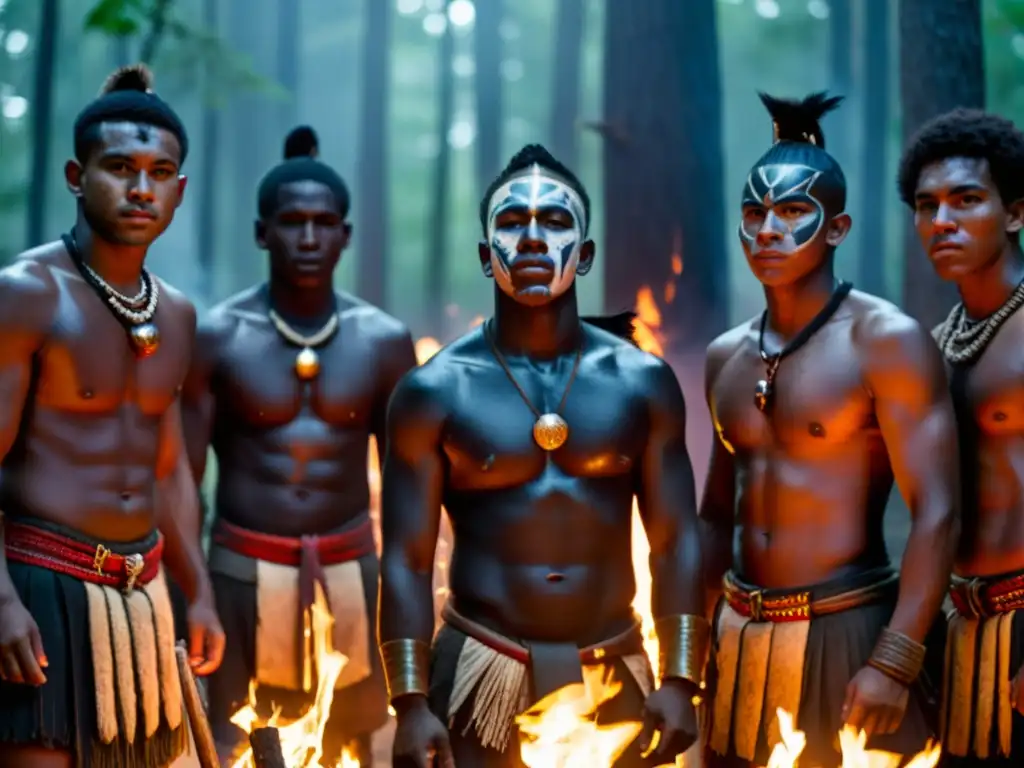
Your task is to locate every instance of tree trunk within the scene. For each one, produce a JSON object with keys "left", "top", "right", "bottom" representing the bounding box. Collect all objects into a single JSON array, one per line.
[
  {"left": 138, "top": 0, "right": 173, "bottom": 65},
  {"left": 602, "top": 0, "right": 728, "bottom": 354},
  {"left": 826, "top": 0, "right": 852, "bottom": 168},
  {"left": 549, "top": 0, "right": 585, "bottom": 168},
  {"left": 426, "top": 2, "right": 455, "bottom": 338},
  {"left": 196, "top": 0, "right": 219, "bottom": 301},
  {"left": 473, "top": 0, "right": 502, "bottom": 196},
  {"left": 857, "top": 0, "right": 889, "bottom": 297},
  {"left": 277, "top": 0, "right": 300, "bottom": 135},
  {"left": 899, "top": 0, "right": 984, "bottom": 328},
  {"left": 25, "top": 0, "right": 59, "bottom": 249},
  {"left": 356, "top": 0, "right": 391, "bottom": 308}
]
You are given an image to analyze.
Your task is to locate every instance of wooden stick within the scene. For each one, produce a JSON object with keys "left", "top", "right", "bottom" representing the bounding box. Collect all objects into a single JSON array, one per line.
[
  {"left": 250, "top": 727, "right": 287, "bottom": 768},
  {"left": 175, "top": 642, "right": 220, "bottom": 768}
]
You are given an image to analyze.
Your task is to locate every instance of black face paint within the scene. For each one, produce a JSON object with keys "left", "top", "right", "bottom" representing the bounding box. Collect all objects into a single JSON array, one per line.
[{"left": 740, "top": 163, "right": 825, "bottom": 249}]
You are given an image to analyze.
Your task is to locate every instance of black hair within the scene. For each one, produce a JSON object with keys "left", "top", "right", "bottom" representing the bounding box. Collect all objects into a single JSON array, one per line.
[
  {"left": 753, "top": 91, "right": 847, "bottom": 212},
  {"left": 897, "top": 108, "right": 1024, "bottom": 209},
  {"left": 257, "top": 125, "right": 351, "bottom": 219},
  {"left": 479, "top": 143, "right": 591, "bottom": 235},
  {"left": 73, "top": 64, "right": 189, "bottom": 164}
]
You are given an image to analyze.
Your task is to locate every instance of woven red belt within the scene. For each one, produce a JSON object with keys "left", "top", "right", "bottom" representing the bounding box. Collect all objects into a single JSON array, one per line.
[
  {"left": 211, "top": 515, "right": 376, "bottom": 567},
  {"left": 4, "top": 519, "right": 163, "bottom": 594},
  {"left": 950, "top": 572, "right": 1024, "bottom": 619}
]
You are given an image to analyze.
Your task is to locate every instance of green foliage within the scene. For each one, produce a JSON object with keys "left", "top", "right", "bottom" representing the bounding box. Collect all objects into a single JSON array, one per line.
[{"left": 83, "top": 0, "right": 146, "bottom": 37}]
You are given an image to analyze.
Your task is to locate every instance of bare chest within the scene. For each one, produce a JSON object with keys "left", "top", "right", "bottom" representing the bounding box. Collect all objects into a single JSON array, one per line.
[
  {"left": 711, "top": 341, "right": 873, "bottom": 455},
  {"left": 214, "top": 326, "right": 382, "bottom": 429},
  {"left": 36, "top": 282, "right": 189, "bottom": 416},
  {"left": 442, "top": 362, "right": 646, "bottom": 490}
]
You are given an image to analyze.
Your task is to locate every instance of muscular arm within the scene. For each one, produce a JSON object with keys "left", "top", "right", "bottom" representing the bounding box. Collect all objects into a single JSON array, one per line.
[
  {"left": 180, "top": 316, "right": 222, "bottom": 483},
  {"left": 378, "top": 367, "right": 447, "bottom": 701},
  {"left": 697, "top": 339, "right": 737, "bottom": 616},
  {"left": 0, "top": 266, "right": 52, "bottom": 603},
  {"left": 860, "top": 313, "right": 959, "bottom": 644},
  {"left": 370, "top": 328, "right": 418, "bottom": 465},
  {"left": 637, "top": 359, "right": 704, "bottom": 623}
]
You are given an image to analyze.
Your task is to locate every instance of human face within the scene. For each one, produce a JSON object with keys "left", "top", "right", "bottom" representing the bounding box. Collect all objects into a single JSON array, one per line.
[
  {"left": 912, "top": 157, "right": 1022, "bottom": 282},
  {"left": 479, "top": 165, "right": 593, "bottom": 307},
  {"left": 65, "top": 121, "right": 186, "bottom": 247},
  {"left": 739, "top": 163, "right": 849, "bottom": 286},
  {"left": 257, "top": 180, "right": 349, "bottom": 289}
]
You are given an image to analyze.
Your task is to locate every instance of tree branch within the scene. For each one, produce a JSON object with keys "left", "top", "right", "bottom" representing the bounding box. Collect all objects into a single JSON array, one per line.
[{"left": 139, "top": 0, "right": 174, "bottom": 64}]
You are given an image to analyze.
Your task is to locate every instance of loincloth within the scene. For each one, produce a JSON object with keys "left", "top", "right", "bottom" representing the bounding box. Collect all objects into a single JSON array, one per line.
[
  {"left": 430, "top": 601, "right": 654, "bottom": 754},
  {"left": 208, "top": 515, "right": 377, "bottom": 694},
  {"left": 941, "top": 570, "right": 1024, "bottom": 759},
  {"left": 0, "top": 516, "right": 186, "bottom": 768},
  {"left": 708, "top": 566, "right": 940, "bottom": 766}
]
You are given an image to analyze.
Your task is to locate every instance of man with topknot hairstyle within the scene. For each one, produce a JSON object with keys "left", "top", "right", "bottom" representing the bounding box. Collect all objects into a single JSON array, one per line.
[
  {"left": 181, "top": 124, "right": 417, "bottom": 765},
  {"left": 378, "top": 143, "right": 708, "bottom": 767},
  {"left": 700, "top": 92, "right": 958, "bottom": 766},
  {"left": 900, "top": 108, "right": 1024, "bottom": 765},
  {"left": 0, "top": 64, "right": 224, "bottom": 767}
]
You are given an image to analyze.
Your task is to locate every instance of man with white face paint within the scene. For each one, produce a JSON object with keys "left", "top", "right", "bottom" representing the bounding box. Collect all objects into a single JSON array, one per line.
[
  {"left": 378, "top": 144, "right": 708, "bottom": 767},
  {"left": 698, "top": 93, "right": 959, "bottom": 767}
]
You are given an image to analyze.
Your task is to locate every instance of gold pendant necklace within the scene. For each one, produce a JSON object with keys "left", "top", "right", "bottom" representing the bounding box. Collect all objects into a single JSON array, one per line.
[
  {"left": 268, "top": 309, "right": 340, "bottom": 380},
  {"left": 483, "top": 319, "right": 584, "bottom": 451}
]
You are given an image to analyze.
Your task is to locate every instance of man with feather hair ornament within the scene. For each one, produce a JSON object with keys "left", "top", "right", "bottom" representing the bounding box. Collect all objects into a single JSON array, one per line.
[
  {"left": 180, "top": 125, "right": 418, "bottom": 765},
  {"left": 699, "top": 92, "right": 958, "bottom": 766},
  {"left": 0, "top": 64, "right": 224, "bottom": 767}
]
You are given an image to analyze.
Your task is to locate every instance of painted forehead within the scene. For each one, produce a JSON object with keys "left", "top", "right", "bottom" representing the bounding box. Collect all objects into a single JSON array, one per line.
[
  {"left": 742, "top": 163, "right": 823, "bottom": 207},
  {"left": 487, "top": 165, "right": 587, "bottom": 231}
]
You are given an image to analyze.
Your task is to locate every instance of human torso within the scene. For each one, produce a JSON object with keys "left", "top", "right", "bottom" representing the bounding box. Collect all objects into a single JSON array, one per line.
[
  {"left": 946, "top": 309, "right": 1024, "bottom": 577},
  {"left": 208, "top": 287, "right": 396, "bottom": 537},
  {"left": 0, "top": 244, "right": 193, "bottom": 542},
  {"left": 707, "top": 292, "right": 894, "bottom": 589},
  {"left": 436, "top": 326, "right": 651, "bottom": 645}
]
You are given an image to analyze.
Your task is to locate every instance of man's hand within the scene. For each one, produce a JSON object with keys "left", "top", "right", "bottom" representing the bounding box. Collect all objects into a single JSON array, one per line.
[
  {"left": 1012, "top": 666, "right": 1024, "bottom": 715},
  {"left": 639, "top": 677, "right": 699, "bottom": 762},
  {"left": 842, "top": 665, "right": 910, "bottom": 737},
  {"left": 392, "top": 695, "right": 454, "bottom": 768},
  {"left": 187, "top": 595, "right": 225, "bottom": 676},
  {"left": 0, "top": 592, "right": 47, "bottom": 686}
]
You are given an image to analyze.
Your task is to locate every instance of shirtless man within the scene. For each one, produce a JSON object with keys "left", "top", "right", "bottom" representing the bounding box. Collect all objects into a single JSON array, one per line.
[
  {"left": 378, "top": 143, "right": 708, "bottom": 768},
  {"left": 0, "top": 65, "right": 224, "bottom": 768},
  {"left": 899, "top": 108, "right": 1024, "bottom": 764},
  {"left": 181, "top": 126, "right": 417, "bottom": 765},
  {"left": 699, "top": 92, "right": 958, "bottom": 767}
]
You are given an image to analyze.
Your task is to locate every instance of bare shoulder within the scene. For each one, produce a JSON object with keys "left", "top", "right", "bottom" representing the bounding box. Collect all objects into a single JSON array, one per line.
[
  {"left": 202, "top": 285, "right": 260, "bottom": 342},
  {"left": 151, "top": 274, "right": 196, "bottom": 330},
  {"left": 336, "top": 289, "right": 412, "bottom": 346},
  {"left": 581, "top": 325, "right": 687, "bottom": 410},
  {"left": 706, "top": 318, "right": 756, "bottom": 384},
  {"left": 0, "top": 243, "right": 64, "bottom": 332},
  {"left": 847, "top": 290, "right": 945, "bottom": 387}
]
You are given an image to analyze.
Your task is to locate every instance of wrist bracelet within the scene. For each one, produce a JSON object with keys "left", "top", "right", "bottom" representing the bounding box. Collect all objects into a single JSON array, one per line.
[
  {"left": 380, "top": 638, "right": 431, "bottom": 702},
  {"left": 866, "top": 627, "right": 926, "bottom": 686},
  {"left": 654, "top": 613, "right": 711, "bottom": 685}
]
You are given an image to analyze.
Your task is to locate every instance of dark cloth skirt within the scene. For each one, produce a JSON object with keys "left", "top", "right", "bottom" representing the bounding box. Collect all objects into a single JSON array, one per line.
[
  {"left": 428, "top": 622, "right": 658, "bottom": 768},
  {"left": 206, "top": 551, "right": 387, "bottom": 763},
  {"left": 0, "top": 522, "right": 186, "bottom": 768},
  {"left": 705, "top": 570, "right": 945, "bottom": 768},
  {"left": 942, "top": 610, "right": 1024, "bottom": 767}
]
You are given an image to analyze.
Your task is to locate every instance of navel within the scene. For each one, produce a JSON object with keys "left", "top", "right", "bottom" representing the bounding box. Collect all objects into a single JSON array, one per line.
[
  {"left": 80, "top": 387, "right": 94, "bottom": 400},
  {"left": 994, "top": 411, "right": 1008, "bottom": 422},
  {"left": 808, "top": 421, "right": 826, "bottom": 438}
]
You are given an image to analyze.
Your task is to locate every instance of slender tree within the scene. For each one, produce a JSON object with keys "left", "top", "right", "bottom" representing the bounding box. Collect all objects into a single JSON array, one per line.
[
  {"left": 549, "top": 0, "right": 585, "bottom": 169},
  {"left": 899, "top": 0, "right": 984, "bottom": 328},
  {"left": 196, "top": 0, "right": 219, "bottom": 299},
  {"left": 25, "top": 0, "right": 59, "bottom": 249},
  {"left": 473, "top": 0, "right": 502, "bottom": 197}
]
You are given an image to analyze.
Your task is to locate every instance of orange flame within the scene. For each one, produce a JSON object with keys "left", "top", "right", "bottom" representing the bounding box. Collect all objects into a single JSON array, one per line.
[
  {"left": 759, "top": 707, "right": 941, "bottom": 768},
  {"left": 228, "top": 583, "right": 359, "bottom": 767}
]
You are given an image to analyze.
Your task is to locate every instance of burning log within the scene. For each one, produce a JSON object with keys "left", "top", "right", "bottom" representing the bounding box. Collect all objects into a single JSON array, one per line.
[
  {"left": 249, "top": 727, "right": 287, "bottom": 768},
  {"left": 174, "top": 642, "right": 220, "bottom": 768}
]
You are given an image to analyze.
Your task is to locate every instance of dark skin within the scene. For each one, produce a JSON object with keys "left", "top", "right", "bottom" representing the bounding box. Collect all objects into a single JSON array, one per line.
[
  {"left": 0, "top": 122, "right": 224, "bottom": 768},
  {"left": 380, "top": 182, "right": 704, "bottom": 768},
  {"left": 182, "top": 179, "right": 417, "bottom": 535},
  {"left": 913, "top": 155, "right": 1024, "bottom": 713},
  {"left": 700, "top": 167, "right": 959, "bottom": 744}
]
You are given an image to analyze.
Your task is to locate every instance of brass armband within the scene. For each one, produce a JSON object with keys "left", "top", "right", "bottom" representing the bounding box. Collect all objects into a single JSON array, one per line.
[
  {"left": 866, "top": 627, "right": 926, "bottom": 687},
  {"left": 380, "top": 638, "right": 431, "bottom": 702},
  {"left": 654, "top": 614, "right": 711, "bottom": 686}
]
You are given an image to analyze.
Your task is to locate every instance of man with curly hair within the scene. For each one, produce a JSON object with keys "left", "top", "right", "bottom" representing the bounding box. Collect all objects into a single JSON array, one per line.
[{"left": 899, "top": 108, "right": 1024, "bottom": 764}]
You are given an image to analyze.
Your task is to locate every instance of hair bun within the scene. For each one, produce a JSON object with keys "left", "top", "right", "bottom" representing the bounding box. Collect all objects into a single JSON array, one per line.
[
  {"left": 284, "top": 125, "right": 319, "bottom": 159},
  {"left": 100, "top": 64, "right": 154, "bottom": 96}
]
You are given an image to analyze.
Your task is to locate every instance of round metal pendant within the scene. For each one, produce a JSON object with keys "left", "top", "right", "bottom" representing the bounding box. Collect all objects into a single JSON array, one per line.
[
  {"left": 753, "top": 379, "right": 772, "bottom": 412},
  {"left": 533, "top": 413, "right": 569, "bottom": 451},
  {"left": 294, "top": 347, "right": 320, "bottom": 380},
  {"left": 129, "top": 322, "right": 160, "bottom": 358}
]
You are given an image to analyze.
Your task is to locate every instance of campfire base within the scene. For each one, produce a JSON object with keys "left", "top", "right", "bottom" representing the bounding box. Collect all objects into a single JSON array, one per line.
[{"left": 249, "top": 727, "right": 287, "bottom": 768}]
